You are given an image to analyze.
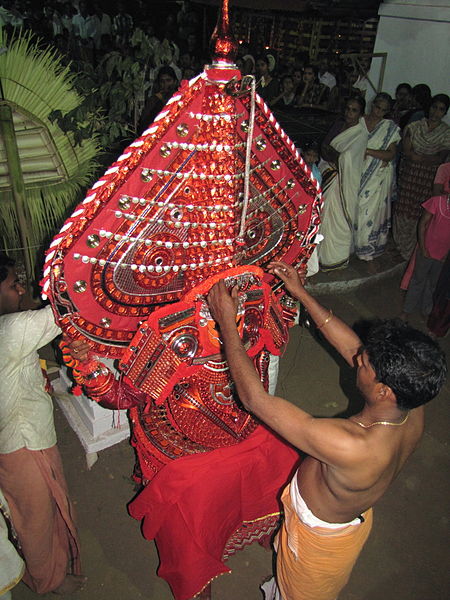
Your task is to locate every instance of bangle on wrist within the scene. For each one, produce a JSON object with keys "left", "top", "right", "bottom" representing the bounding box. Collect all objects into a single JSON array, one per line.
[{"left": 317, "top": 309, "right": 333, "bottom": 329}]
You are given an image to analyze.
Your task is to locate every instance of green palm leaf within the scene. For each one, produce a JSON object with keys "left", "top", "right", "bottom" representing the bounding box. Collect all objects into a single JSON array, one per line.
[{"left": 0, "top": 29, "right": 102, "bottom": 279}]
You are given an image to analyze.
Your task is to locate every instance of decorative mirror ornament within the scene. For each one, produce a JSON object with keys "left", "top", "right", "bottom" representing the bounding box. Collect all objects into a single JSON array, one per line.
[
  {"left": 74, "top": 280, "right": 87, "bottom": 293},
  {"left": 86, "top": 234, "right": 100, "bottom": 248}
]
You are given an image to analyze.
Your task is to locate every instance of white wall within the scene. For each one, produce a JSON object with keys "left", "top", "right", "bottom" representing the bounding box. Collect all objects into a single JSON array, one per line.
[{"left": 368, "top": 1, "right": 450, "bottom": 121}]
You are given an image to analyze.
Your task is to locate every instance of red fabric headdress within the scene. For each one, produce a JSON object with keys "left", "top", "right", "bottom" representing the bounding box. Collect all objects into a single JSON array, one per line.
[{"left": 41, "top": 7, "right": 321, "bottom": 357}]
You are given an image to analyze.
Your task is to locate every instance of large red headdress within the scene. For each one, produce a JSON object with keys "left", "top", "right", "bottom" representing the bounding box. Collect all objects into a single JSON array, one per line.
[
  {"left": 42, "top": 0, "right": 321, "bottom": 478},
  {"left": 41, "top": 3, "right": 321, "bottom": 357}
]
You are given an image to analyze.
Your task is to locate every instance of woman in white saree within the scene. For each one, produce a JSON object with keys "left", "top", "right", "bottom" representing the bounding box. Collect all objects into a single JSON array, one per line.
[
  {"left": 319, "top": 97, "right": 368, "bottom": 271},
  {"left": 355, "top": 94, "right": 400, "bottom": 261}
]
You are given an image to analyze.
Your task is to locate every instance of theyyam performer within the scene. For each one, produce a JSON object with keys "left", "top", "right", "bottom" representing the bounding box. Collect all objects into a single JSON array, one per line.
[{"left": 41, "top": 1, "right": 323, "bottom": 598}]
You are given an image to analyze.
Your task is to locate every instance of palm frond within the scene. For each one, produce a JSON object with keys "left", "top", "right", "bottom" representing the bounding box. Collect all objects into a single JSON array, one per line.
[{"left": 0, "top": 28, "right": 102, "bottom": 277}]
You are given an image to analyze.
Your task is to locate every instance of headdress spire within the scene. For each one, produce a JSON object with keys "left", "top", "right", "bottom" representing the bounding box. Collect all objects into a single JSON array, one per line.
[{"left": 210, "top": 0, "right": 237, "bottom": 66}]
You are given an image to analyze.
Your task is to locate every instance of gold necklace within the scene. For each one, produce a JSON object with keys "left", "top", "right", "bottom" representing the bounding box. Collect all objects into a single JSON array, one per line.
[{"left": 354, "top": 412, "right": 410, "bottom": 429}]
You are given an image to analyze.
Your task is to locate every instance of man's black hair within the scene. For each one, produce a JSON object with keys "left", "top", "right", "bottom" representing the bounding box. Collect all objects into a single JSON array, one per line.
[
  {"left": 303, "top": 64, "right": 319, "bottom": 80},
  {"left": 396, "top": 83, "right": 412, "bottom": 94},
  {"left": 303, "top": 140, "right": 320, "bottom": 154},
  {"left": 412, "top": 84, "right": 431, "bottom": 111},
  {"left": 157, "top": 66, "right": 177, "bottom": 82},
  {"left": 0, "top": 252, "right": 15, "bottom": 284},
  {"left": 365, "top": 319, "right": 447, "bottom": 410}
]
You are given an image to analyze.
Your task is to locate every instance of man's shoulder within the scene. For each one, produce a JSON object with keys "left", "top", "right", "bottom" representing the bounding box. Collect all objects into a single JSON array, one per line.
[
  {"left": 0, "top": 312, "right": 30, "bottom": 356},
  {"left": 0, "top": 306, "right": 54, "bottom": 334},
  {"left": 0, "top": 309, "right": 29, "bottom": 330},
  {"left": 0, "top": 306, "right": 59, "bottom": 360}
]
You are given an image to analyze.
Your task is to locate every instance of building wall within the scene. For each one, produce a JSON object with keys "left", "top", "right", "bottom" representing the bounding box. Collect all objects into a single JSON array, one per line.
[{"left": 369, "top": 0, "right": 450, "bottom": 121}]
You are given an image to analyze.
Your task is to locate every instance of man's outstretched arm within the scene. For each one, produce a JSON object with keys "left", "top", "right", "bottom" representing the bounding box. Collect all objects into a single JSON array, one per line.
[
  {"left": 267, "top": 261, "right": 362, "bottom": 366},
  {"left": 207, "top": 280, "right": 365, "bottom": 467}
]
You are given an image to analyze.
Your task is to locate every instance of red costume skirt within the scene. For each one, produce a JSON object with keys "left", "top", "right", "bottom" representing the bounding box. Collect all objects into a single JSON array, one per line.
[{"left": 129, "top": 425, "right": 299, "bottom": 600}]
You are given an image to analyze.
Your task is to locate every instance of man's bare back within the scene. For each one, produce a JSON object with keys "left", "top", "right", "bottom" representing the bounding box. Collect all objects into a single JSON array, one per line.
[{"left": 297, "top": 405, "right": 425, "bottom": 523}]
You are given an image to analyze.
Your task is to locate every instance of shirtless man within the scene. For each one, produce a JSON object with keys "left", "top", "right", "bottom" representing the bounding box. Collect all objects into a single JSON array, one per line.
[
  {"left": 0, "top": 253, "right": 85, "bottom": 595},
  {"left": 207, "top": 260, "right": 446, "bottom": 600}
]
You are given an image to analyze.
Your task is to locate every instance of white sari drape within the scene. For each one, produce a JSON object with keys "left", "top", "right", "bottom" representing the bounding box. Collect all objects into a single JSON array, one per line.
[
  {"left": 319, "top": 119, "right": 368, "bottom": 270},
  {"left": 0, "top": 490, "right": 24, "bottom": 597},
  {"left": 355, "top": 119, "right": 400, "bottom": 260}
]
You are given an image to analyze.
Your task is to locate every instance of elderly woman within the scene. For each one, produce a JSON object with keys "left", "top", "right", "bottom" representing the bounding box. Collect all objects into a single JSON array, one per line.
[
  {"left": 393, "top": 94, "right": 450, "bottom": 260},
  {"left": 319, "top": 95, "right": 368, "bottom": 271},
  {"left": 354, "top": 93, "right": 401, "bottom": 261}
]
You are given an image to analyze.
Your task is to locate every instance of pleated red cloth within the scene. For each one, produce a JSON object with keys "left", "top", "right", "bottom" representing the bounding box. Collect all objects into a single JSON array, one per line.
[{"left": 129, "top": 425, "right": 300, "bottom": 600}]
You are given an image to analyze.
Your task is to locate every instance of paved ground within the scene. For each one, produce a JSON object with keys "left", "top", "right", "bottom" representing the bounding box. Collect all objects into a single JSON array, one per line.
[{"left": 12, "top": 240, "right": 450, "bottom": 600}]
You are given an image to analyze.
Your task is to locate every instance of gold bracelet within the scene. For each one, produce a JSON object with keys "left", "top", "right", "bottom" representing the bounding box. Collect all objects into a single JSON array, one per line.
[{"left": 316, "top": 309, "right": 333, "bottom": 329}]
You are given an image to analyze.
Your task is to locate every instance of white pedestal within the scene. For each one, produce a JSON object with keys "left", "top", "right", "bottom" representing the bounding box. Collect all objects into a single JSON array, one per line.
[{"left": 53, "top": 367, "right": 130, "bottom": 468}]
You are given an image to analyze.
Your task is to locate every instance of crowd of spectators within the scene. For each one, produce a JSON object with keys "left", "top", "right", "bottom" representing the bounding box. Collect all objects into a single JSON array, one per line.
[
  {"left": 0, "top": 0, "right": 390, "bottom": 135},
  {"left": 304, "top": 86, "right": 449, "bottom": 337},
  {"left": 239, "top": 48, "right": 375, "bottom": 116},
  {"left": 1, "top": 1, "right": 449, "bottom": 327},
  {"left": 0, "top": 1, "right": 206, "bottom": 71},
  {"left": 0, "top": 1, "right": 208, "bottom": 134}
]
